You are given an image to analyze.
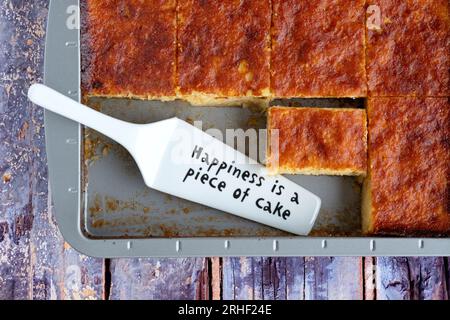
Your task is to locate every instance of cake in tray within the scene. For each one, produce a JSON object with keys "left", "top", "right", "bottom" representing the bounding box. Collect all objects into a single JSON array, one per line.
[
  {"left": 81, "top": 0, "right": 177, "bottom": 100},
  {"left": 267, "top": 107, "right": 367, "bottom": 176},
  {"left": 363, "top": 97, "right": 450, "bottom": 235},
  {"left": 79, "top": 1, "right": 449, "bottom": 237},
  {"left": 177, "top": 0, "right": 271, "bottom": 106},
  {"left": 271, "top": 0, "right": 367, "bottom": 98},
  {"left": 366, "top": 0, "right": 450, "bottom": 97}
]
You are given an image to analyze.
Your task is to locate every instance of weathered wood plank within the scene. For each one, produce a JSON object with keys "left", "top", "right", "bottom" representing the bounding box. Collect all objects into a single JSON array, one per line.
[
  {"left": 223, "top": 257, "right": 362, "bottom": 300},
  {"left": 222, "top": 257, "right": 305, "bottom": 300},
  {"left": 408, "top": 257, "right": 448, "bottom": 300},
  {"left": 376, "top": 257, "right": 448, "bottom": 300},
  {"left": 24, "top": 0, "right": 62, "bottom": 300},
  {"left": 222, "top": 257, "right": 261, "bottom": 300},
  {"left": 363, "top": 257, "right": 376, "bottom": 300},
  {"left": 446, "top": 258, "right": 450, "bottom": 299},
  {"left": 263, "top": 258, "right": 288, "bottom": 299},
  {"left": 375, "top": 257, "right": 412, "bottom": 300},
  {"left": 261, "top": 257, "right": 284, "bottom": 299},
  {"left": 1, "top": 0, "right": 47, "bottom": 300},
  {"left": 284, "top": 257, "right": 305, "bottom": 299},
  {"left": 109, "top": 258, "right": 209, "bottom": 300},
  {"left": 211, "top": 257, "right": 222, "bottom": 300},
  {"left": 304, "top": 257, "right": 363, "bottom": 300}
]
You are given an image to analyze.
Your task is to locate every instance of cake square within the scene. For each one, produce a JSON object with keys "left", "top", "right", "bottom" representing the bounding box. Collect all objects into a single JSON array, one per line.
[
  {"left": 271, "top": 0, "right": 367, "bottom": 98},
  {"left": 363, "top": 97, "right": 450, "bottom": 235},
  {"left": 267, "top": 107, "right": 367, "bottom": 176},
  {"left": 81, "top": 0, "right": 177, "bottom": 99},
  {"left": 177, "top": 0, "right": 271, "bottom": 105},
  {"left": 366, "top": 0, "right": 450, "bottom": 97}
]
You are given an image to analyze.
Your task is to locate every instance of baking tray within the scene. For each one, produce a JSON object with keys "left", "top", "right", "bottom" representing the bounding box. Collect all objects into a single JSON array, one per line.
[{"left": 44, "top": 0, "right": 450, "bottom": 257}]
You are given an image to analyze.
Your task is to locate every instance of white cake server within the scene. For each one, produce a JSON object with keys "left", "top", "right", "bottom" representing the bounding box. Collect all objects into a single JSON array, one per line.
[{"left": 28, "top": 84, "right": 321, "bottom": 235}]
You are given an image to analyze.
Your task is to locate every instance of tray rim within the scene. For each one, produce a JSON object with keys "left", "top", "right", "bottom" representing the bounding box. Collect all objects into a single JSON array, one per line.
[{"left": 43, "top": 0, "right": 450, "bottom": 257}]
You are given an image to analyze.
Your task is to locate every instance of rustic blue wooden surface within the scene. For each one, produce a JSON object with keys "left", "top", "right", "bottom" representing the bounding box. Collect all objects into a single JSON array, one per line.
[{"left": 0, "top": 0, "right": 448, "bottom": 300}]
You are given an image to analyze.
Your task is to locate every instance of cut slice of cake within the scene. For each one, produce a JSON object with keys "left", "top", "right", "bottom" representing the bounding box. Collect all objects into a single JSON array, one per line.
[
  {"left": 267, "top": 107, "right": 367, "bottom": 176},
  {"left": 271, "top": 0, "right": 367, "bottom": 98},
  {"left": 177, "top": 0, "right": 271, "bottom": 106},
  {"left": 81, "top": 0, "right": 177, "bottom": 100},
  {"left": 366, "top": 0, "right": 450, "bottom": 96},
  {"left": 363, "top": 97, "right": 450, "bottom": 235}
]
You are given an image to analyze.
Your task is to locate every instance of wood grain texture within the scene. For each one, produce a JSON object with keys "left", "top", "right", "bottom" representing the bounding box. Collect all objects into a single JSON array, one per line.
[
  {"left": 376, "top": 257, "right": 448, "bottom": 300},
  {"left": 285, "top": 257, "right": 305, "bottom": 299},
  {"left": 211, "top": 257, "right": 222, "bottom": 300},
  {"left": 408, "top": 258, "right": 448, "bottom": 300},
  {"left": 446, "top": 258, "right": 450, "bottom": 299},
  {"left": 0, "top": 0, "right": 104, "bottom": 300},
  {"left": 363, "top": 257, "right": 376, "bottom": 300},
  {"left": 222, "top": 257, "right": 362, "bottom": 300},
  {"left": 1, "top": 1, "right": 33, "bottom": 299},
  {"left": 109, "top": 258, "right": 209, "bottom": 300},
  {"left": 304, "top": 257, "right": 363, "bottom": 300},
  {"left": 222, "top": 258, "right": 263, "bottom": 300}
]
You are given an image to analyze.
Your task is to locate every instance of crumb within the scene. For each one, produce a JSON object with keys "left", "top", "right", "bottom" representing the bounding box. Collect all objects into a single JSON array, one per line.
[{"left": 2, "top": 173, "right": 11, "bottom": 183}]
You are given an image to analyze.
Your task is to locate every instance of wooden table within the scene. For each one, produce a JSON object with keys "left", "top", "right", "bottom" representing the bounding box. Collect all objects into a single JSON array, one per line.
[{"left": 0, "top": 1, "right": 448, "bottom": 300}]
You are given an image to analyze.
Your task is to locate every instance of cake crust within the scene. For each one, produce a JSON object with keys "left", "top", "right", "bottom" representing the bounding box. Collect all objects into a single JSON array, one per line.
[
  {"left": 177, "top": 0, "right": 271, "bottom": 99},
  {"left": 81, "top": 0, "right": 177, "bottom": 99},
  {"left": 363, "top": 98, "right": 450, "bottom": 235},
  {"left": 366, "top": 0, "right": 450, "bottom": 97},
  {"left": 271, "top": 0, "right": 367, "bottom": 98},
  {"left": 267, "top": 107, "right": 367, "bottom": 176}
]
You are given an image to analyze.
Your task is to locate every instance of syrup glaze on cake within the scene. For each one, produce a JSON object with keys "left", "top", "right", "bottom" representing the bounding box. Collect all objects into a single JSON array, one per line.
[
  {"left": 177, "top": 0, "right": 271, "bottom": 104},
  {"left": 271, "top": 0, "right": 367, "bottom": 98},
  {"left": 267, "top": 107, "right": 367, "bottom": 176},
  {"left": 366, "top": 0, "right": 450, "bottom": 96},
  {"left": 363, "top": 97, "right": 450, "bottom": 235},
  {"left": 81, "top": 0, "right": 177, "bottom": 99}
]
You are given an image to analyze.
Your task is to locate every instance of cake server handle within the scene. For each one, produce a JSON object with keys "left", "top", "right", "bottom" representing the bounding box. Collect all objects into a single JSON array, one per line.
[{"left": 28, "top": 83, "right": 138, "bottom": 149}]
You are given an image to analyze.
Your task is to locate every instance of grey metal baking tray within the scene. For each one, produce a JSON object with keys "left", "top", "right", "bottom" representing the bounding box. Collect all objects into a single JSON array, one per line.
[{"left": 43, "top": 0, "right": 450, "bottom": 257}]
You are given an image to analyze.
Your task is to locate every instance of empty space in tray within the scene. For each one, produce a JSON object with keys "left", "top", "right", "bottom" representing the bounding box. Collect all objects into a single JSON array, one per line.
[{"left": 81, "top": 97, "right": 364, "bottom": 239}]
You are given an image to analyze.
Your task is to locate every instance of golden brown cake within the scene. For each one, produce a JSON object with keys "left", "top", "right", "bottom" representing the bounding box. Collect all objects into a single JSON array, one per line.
[
  {"left": 81, "top": 0, "right": 177, "bottom": 99},
  {"left": 363, "top": 98, "right": 450, "bottom": 235},
  {"left": 366, "top": 0, "right": 450, "bottom": 97},
  {"left": 177, "top": 0, "right": 271, "bottom": 106},
  {"left": 267, "top": 107, "right": 367, "bottom": 176},
  {"left": 271, "top": 0, "right": 367, "bottom": 98}
]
